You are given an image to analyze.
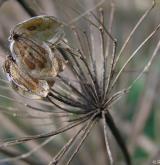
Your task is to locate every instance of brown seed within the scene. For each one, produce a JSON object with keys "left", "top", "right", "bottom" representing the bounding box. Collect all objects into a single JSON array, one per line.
[{"left": 3, "top": 56, "right": 50, "bottom": 99}]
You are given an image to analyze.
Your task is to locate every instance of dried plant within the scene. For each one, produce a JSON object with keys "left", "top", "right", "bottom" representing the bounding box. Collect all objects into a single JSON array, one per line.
[{"left": 0, "top": 0, "right": 160, "bottom": 165}]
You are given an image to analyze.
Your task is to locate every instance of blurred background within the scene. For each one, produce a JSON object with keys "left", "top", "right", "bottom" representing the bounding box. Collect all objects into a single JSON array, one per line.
[{"left": 0, "top": 0, "right": 160, "bottom": 165}]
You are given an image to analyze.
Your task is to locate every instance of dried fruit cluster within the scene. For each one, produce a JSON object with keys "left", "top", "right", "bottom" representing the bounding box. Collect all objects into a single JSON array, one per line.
[{"left": 3, "top": 16, "right": 67, "bottom": 99}]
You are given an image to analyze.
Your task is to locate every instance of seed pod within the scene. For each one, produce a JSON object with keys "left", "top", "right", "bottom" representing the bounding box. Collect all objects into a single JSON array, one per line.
[
  {"left": 3, "top": 56, "right": 50, "bottom": 99},
  {"left": 9, "top": 15, "right": 64, "bottom": 44},
  {"left": 9, "top": 16, "right": 67, "bottom": 81},
  {"left": 10, "top": 38, "right": 67, "bottom": 80}
]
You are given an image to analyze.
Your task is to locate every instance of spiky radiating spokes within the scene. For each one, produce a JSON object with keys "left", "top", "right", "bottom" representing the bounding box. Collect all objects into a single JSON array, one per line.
[{"left": 0, "top": 0, "right": 160, "bottom": 165}]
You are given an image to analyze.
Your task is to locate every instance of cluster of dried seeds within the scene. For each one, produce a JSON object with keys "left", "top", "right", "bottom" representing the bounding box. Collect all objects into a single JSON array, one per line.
[{"left": 3, "top": 16, "right": 67, "bottom": 99}]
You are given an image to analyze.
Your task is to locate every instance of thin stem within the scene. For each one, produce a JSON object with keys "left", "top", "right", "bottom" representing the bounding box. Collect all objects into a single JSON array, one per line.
[
  {"left": 68, "top": 0, "right": 105, "bottom": 25},
  {"left": 105, "top": 111, "right": 131, "bottom": 165},
  {"left": 90, "top": 11, "right": 117, "bottom": 43},
  {"left": 70, "top": 29, "right": 99, "bottom": 103},
  {"left": 26, "top": 104, "right": 68, "bottom": 114},
  {"left": 99, "top": 8, "right": 106, "bottom": 100},
  {"left": 57, "top": 75, "right": 89, "bottom": 102},
  {"left": 69, "top": 9, "right": 105, "bottom": 100},
  {"left": 110, "top": 38, "right": 160, "bottom": 107},
  {"left": 110, "top": 24, "right": 160, "bottom": 92},
  {"left": 71, "top": 54, "right": 99, "bottom": 104},
  {"left": 103, "top": 41, "right": 117, "bottom": 102},
  {"left": 66, "top": 111, "right": 95, "bottom": 123},
  {"left": 65, "top": 44, "right": 99, "bottom": 101},
  {"left": 0, "top": 118, "right": 87, "bottom": 148},
  {"left": 71, "top": 27, "right": 85, "bottom": 57},
  {"left": 105, "top": 0, "right": 115, "bottom": 58},
  {"left": 66, "top": 116, "right": 97, "bottom": 165},
  {"left": 102, "top": 111, "right": 113, "bottom": 165},
  {"left": 127, "top": 38, "right": 160, "bottom": 91},
  {"left": 0, "top": 148, "right": 41, "bottom": 165},
  {"left": 103, "top": 89, "right": 128, "bottom": 108},
  {"left": 58, "top": 47, "right": 97, "bottom": 106},
  {"left": 113, "top": 0, "right": 156, "bottom": 69},
  {"left": 102, "top": 0, "right": 115, "bottom": 100},
  {"left": 80, "top": 55, "right": 99, "bottom": 101},
  {"left": 49, "top": 121, "right": 88, "bottom": 165},
  {"left": 104, "top": 37, "right": 160, "bottom": 108},
  {"left": 49, "top": 90, "right": 86, "bottom": 109},
  {"left": 0, "top": 94, "right": 60, "bottom": 113},
  {"left": 0, "top": 136, "right": 54, "bottom": 164},
  {"left": 0, "top": 107, "right": 67, "bottom": 119},
  {"left": 83, "top": 31, "right": 98, "bottom": 89},
  {"left": 47, "top": 95, "right": 85, "bottom": 114}
]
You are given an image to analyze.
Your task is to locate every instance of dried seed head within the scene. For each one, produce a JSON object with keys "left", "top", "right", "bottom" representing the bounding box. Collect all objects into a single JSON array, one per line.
[
  {"left": 3, "top": 15, "right": 70, "bottom": 99},
  {"left": 3, "top": 56, "right": 50, "bottom": 99}
]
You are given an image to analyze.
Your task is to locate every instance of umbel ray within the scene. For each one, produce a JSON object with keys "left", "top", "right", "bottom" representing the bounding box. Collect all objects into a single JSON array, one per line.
[{"left": 0, "top": 0, "right": 160, "bottom": 165}]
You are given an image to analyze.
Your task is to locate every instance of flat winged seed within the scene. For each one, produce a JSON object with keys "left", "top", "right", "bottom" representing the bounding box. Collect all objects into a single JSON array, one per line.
[
  {"left": 10, "top": 15, "right": 64, "bottom": 44},
  {"left": 10, "top": 39, "right": 67, "bottom": 80},
  {"left": 10, "top": 40, "right": 53, "bottom": 77},
  {"left": 3, "top": 56, "right": 50, "bottom": 99}
]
